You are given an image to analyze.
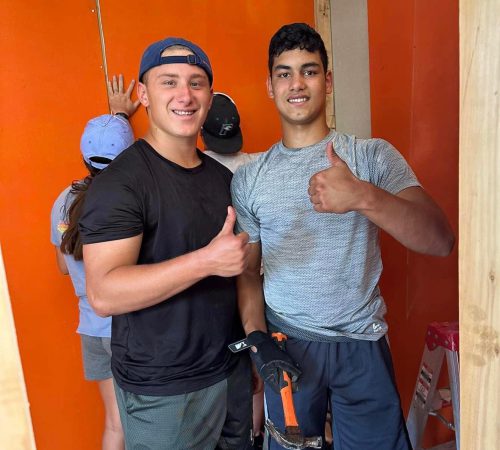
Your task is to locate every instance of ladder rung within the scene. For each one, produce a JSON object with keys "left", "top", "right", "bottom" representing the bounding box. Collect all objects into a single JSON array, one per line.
[
  {"left": 407, "top": 322, "right": 460, "bottom": 450},
  {"left": 431, "top": 388, "right": 452, "bottom": 410},
  {"left": 428, "top": 410, "right": 455, "bottom": 430}
]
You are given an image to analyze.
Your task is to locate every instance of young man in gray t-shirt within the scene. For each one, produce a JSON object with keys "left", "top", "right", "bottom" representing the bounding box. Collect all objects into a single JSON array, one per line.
[{"left": 231, "top": 23, "right": 454, "bottom": 450}]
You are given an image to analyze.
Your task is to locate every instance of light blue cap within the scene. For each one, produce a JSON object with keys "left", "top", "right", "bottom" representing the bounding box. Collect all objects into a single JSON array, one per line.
[{"left": 80, "top": 114, "right": 134, "bottom": 170}]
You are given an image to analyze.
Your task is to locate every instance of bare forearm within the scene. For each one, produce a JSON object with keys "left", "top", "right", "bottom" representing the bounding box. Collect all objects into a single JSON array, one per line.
[
  {"left": 87, "top": 248, "right": 211, "bottom": 316},
  {"left": 308, "top": 144, "right": 454, "bottom": 256},
  {"left": 85, "top": 208, "right": 249, "bottom": 316},
  {"left": 237, "top": 270, "right": 267, "bottom": 334},
  {"left": 359, "top": 184, "right": 455, "bottom": 256}
]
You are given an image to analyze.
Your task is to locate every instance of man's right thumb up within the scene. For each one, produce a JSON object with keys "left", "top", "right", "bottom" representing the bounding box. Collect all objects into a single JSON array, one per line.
[{"left": 218, "top": 206, "right": 236, "bottom": 236}]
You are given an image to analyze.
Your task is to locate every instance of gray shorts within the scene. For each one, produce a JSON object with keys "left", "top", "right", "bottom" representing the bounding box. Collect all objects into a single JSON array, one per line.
[
  {"left": 114, "top": 355, "right": 253, "bottom": 449},
  {"left": 80, "top": 334, "right": 112, "bottom": 381}
]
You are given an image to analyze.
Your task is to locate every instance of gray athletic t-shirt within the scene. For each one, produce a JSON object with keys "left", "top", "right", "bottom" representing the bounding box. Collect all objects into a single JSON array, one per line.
[{"left": 231, "top": 130, "right": 420, "bottom": 341}]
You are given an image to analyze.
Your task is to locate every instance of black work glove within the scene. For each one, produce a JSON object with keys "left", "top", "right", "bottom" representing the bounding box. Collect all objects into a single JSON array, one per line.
[{"left": 246, "top": 331, "right": 302, "bottom": 394}]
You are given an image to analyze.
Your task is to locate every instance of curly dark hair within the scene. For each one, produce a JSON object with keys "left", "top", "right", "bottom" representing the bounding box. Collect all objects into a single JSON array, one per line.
[{"left": 268, "top": 23, "right": 328, "bottom": 74}]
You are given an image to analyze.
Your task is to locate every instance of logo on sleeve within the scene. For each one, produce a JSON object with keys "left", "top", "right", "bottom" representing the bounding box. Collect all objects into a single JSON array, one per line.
[{"left": 57, "top": 221, "right": 69, "bottom": 234}]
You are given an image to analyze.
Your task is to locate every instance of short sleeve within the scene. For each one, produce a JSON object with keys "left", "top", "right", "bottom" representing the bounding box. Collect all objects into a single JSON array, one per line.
[
  {"left": 367, "top": 139, "right": 421, "bottom": 194},
  {"left": 50, "top": 188, "right": 71, "bottom": 246},
  {"left": 79, "top": 168, "right": 144, "bottom": 244},
  {"left": 231, "top": 166, "right": 261, "bottom": 243}
]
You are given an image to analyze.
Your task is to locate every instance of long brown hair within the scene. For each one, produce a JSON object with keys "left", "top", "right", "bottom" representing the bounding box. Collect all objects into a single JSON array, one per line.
[{"left": 60, "top": 162, "right": 99, "bottom": 260}]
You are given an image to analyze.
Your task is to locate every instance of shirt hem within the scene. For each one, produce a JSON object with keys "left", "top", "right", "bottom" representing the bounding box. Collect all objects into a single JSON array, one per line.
[{"left": 266, "top": 308, "right": 386, "bottom": 342}]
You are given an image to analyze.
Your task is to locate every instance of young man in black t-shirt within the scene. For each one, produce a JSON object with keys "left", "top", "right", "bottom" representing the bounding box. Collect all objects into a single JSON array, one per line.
[{"left": 79, "top": 37, "right": 253, "bottom": 449}]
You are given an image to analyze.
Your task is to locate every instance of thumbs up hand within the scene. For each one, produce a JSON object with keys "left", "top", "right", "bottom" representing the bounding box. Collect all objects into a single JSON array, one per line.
[
  {"left": 308, "top": 141, "right": 367, "bottom": 213},
  {"left": 217, "top": 205, "right": 239, "bottom": 237},
  {"left": 204, "top": 206, "right": 250, "bottom": 277}
]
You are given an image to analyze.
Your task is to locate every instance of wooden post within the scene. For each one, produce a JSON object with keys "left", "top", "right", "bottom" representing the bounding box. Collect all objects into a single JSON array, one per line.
[
  {"left": 314, "top": 0, "right": 336, "bottom": 129},
  {"left": 459, "top": 1, "right": 500, "bottom": 449},
  {"left": 0, "top": 246, "right": 36, "bottom": 449}
]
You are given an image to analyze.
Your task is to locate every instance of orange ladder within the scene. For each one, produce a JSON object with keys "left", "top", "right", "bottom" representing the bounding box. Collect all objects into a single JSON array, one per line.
[{"left": 406, "top": 322, "right": 459, "bottom": 450}]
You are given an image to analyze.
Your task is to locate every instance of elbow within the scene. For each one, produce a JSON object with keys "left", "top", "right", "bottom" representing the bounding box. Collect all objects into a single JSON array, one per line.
[
  {"left": 432, "top": 231, "right": 456, "bottom": 257},
  {"left": 442, "top": 233, "right": 456, "bottom": 257},
  {"left": 87, "top": 288, "right": 112, "bottom": 317},
  {"left": 55, "top": 260, "right": 69, "bottom": 275}
]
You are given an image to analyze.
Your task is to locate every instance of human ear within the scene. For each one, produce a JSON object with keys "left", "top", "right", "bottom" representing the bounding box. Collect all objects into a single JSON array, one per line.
[
  {"left": 137, "top": 82, "right": 150, "bottom": 107},
  {"left": 325, "top": 70, "right": 333, "bottom": 95},
  {"left": 266, "top": 77, "right": 274, "bottom": 99}
]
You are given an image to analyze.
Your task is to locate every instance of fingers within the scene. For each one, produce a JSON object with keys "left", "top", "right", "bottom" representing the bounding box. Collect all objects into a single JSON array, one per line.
[
  {"left": 308, "top": 176, "right": 322, "bottom": 202},
  {"left": 309, "top": 193, "right": 320, "bottom": 207},
  {"left": 237, "top": 230, "right": 250, "bottom": 245},
  {"left": 108, "top": 74, "right": 130, "bottom": 94},
  {"left": 112, "top": 74, "right": 119, "bottom": 93},
  {"left": 106, "top": 79, "right": 113, "bottom": 96},
  {"left": 107, "top": 75, "right": 141, "bottom": 117},
  {"left": 218, "top": 206, "right": 236, "bottom": 236},
  {"left": 125, "top": 78, "right": 136, "bottom": 96}
]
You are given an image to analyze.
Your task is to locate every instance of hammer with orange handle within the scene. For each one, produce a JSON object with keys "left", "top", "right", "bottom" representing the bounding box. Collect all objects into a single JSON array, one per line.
[{"left": 265, "top": 332, "right": 322, "bottom": 450}]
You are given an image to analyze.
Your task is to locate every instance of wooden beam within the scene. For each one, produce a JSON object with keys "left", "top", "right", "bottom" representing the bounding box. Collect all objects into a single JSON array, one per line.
[
  {"left": 459, "top": 0, "right": 500, "bottom": 448},
  {"left": 314, "top": 0, "right": 336, "bottom": 129},
  {"left": 0, "top": 246, "right": 36, "bottom": 449}
]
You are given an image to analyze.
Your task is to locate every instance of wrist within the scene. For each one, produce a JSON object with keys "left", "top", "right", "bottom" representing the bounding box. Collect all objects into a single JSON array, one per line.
[
  {"left": 192, "top": 246, "right": 212, "bottom": 278},
  {"left": 245, "top": 327, "right": 267, "bottom": 336},
  {"left": 356, "top": 181, "right": 377, "bottom": 212},
  {"left": 247, "top": 330, "right": 270, "bottom": 345},
  {"left": 114, "top": 112, "right": 129, "bottom": 120}
]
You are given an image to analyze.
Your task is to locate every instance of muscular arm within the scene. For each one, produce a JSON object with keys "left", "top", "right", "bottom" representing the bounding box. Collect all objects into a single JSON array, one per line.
[
  {"left": 237, "top": 242, "right": 302, "bottom": 387},
  {"left": 237, "top": 242, "right": 267, "bottom": 334},
  {"left": 358, "top": 184, "right": 454, "bottom": 255},
  {"left": 84, "top": 206, "right": 249, "bottom": 317},
  {"left": 309, "top": 141, "right": 455, "bottom": 256}
]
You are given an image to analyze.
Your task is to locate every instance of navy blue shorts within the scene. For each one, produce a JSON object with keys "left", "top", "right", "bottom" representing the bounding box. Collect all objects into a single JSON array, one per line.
[{"left": 264, "top": 336, "right": 411, "bottom": 450}]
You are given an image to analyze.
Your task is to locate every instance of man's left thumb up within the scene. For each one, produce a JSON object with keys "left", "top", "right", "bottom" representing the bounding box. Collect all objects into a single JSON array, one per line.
[{"left": 326, "top": 141, "right": 341, "bottom": 166}]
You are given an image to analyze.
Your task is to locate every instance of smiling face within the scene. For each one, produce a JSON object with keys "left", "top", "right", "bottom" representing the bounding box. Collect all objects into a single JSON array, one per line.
[
  {"left": 138, "top": 47, "right": 213, "bottom": 142},
  {"left": 267, "top": 48, "right": 332, "bottom": 129}
]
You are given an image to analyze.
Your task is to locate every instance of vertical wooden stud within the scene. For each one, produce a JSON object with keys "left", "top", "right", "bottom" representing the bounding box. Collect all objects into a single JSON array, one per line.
[
  {"left": 314, "top": 0, "right": 336, "bottom": 129},
  {"left": 459, "top": 1, "right": 500, "bottom": 448},
  {"left": 0, "top": 246, "right": 36, "bottom": 449}
]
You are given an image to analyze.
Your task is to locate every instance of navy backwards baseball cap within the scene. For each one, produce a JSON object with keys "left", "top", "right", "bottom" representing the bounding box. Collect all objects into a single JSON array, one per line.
[
  {"left": 201, "top": 93, "right": 243, "bottom": 154},
  {"left": 139, "top": 37, "right": 213, "bottom": 85},
  {"left": 80, "top": 114, "right": 134, "bottom": 170}
]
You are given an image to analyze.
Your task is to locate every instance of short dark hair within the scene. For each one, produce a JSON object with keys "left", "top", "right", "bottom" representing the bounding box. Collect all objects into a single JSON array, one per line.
[{"left": 268, "top": 23, "right": 328, "bottom": 74}]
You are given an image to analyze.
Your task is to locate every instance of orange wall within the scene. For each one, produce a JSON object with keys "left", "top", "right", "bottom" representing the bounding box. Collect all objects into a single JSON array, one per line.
[
  {"left": 368, "top": 0, "right": 459, "bottom": 445},
  {"left": 0, "top": 2, "right": 313, "bottom": 448},
  {"left": 1, "top": 1, "right": 458, "bottom": 447}
]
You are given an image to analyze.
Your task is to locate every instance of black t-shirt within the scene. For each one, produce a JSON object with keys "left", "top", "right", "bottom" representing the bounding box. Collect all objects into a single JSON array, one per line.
[{"left": 80, "top": 139, "right": 244, "bottom": 395}]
